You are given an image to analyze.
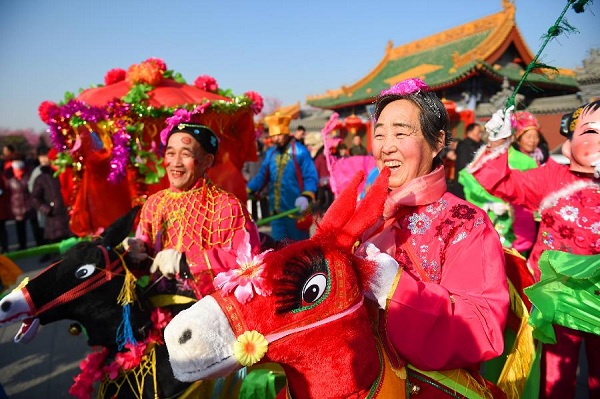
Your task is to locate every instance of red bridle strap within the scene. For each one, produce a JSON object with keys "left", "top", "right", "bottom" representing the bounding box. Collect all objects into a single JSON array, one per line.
[{"left": 29, "top": 246, "right": 125, "bottom": 315}]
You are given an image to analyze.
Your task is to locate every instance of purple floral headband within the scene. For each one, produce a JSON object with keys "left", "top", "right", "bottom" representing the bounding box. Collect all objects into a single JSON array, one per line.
[
  {"left": 159, "top": 103, "right": 211, "bottom": 145},
  {"left": 379, "top": 78, "right": 441, "bottom": 118}
]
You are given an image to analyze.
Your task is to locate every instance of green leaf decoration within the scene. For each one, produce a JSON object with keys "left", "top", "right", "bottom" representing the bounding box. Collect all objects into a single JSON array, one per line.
[
  {"left": 172, "top": 72, "right": 186, "bottom": 84},
  {"left": 572, "top": 0, "right": 592, "bottom": 13},
  {"left": 506, "top": 1, "right": 592, "bottom": 110},
  {"left": 53, "top": 151, "right": 75, "bottom": 175},
  {"left": 123, "top": 83, "right": 153, "bottom": 104},
  {"left": 70, "top": 115, "right": 85, "bottom": 128}
]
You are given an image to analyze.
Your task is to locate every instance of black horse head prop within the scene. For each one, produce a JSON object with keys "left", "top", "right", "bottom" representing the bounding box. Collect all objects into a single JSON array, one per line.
[
  {"left": 0, "top": 205, "right": 204, "bottom": 398},
  {"left": 0, "top": 205, "right": 145, "bottom": 347}
]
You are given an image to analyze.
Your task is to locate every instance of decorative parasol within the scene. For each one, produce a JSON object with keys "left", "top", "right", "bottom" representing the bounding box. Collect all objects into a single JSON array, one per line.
[{"left": 39, "top": 58, "right": 263, "bottom": 237}]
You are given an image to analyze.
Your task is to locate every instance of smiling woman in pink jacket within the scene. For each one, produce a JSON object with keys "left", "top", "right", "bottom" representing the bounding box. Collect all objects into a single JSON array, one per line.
[{"left": 358, "top": 78, "right": 509, "bottom": 399}]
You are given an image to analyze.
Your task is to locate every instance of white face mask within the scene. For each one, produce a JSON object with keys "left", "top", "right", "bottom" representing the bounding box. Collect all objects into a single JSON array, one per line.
[{"left": 563, "top": 111, "right": 600, "bottom": 176}]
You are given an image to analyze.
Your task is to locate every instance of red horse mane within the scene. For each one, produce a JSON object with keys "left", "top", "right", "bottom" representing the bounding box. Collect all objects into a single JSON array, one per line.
[{"left": 264, "top": 167, "right": 390, "bottom": 296}]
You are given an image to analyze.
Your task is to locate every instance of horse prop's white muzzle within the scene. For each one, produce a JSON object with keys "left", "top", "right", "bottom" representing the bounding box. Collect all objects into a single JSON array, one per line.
[
  {"left": 0, "top": 289, "right": 40, "bottom": 344},
  {"left": 164, "top": 295, "right": 240, "bottom": 382}
]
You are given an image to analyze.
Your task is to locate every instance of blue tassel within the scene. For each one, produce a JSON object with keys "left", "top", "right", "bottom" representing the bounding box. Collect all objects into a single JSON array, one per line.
[
  {"left": 116, "top": 304, "right": 137, "bottom": 351},
  {"left": 210, "top": 377, "right": 225, "bottom": 399}
]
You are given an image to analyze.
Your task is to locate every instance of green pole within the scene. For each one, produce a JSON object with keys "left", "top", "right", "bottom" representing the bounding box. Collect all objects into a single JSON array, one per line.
[
  {"left": 256, "top": 207, "right": 301, "bottom": 227},
  {"left": 4, "top": 237, "right": 84, "bottom": 260},
  {"left": 506, "top": 0, "right": 590, "bottom": 110}
]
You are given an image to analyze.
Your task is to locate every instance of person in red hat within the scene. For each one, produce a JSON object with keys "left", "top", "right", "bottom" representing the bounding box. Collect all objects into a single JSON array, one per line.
[{"left": 511, "top": 111, "right": 549, "bottom": 165}]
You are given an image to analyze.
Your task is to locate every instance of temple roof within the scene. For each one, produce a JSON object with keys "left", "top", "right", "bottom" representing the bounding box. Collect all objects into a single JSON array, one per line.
[
  {"left": 307, "top": 1, "right": 578, "bottom": 110},
  {"left": 268, "top": 101, "right": 301, "bottom": 119}
]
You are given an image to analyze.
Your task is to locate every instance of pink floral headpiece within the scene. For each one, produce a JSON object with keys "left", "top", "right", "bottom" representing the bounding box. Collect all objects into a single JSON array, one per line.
[
  {"left": 379, "top": 78, "right": 441, "bottom": 118},
  {"left": 159, "top": 104, "right": 211, "bottom": 145},
  {"left": 511, "top": 111, "right": 540, "bottom": 139},
  {"left": 380, "top": 78, "right": 430, "bottom": 97}
]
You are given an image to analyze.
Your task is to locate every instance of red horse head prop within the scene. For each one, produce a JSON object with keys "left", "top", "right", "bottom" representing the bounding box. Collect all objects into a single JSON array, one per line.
[{"left": 164, "top": 168, "right": 405, "bottom": 399}]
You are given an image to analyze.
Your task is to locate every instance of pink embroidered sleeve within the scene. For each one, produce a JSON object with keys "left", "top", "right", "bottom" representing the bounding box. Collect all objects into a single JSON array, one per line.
[
  {"left": 472, "top": 151, "right": 565, "bottom": 211},
  {"left": 385, "top": 222, "right": 509, "bottom": 371}
]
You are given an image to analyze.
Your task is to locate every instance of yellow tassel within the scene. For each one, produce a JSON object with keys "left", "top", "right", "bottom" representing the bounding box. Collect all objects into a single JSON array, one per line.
[
  {"left": 496, "top": 281, "right": 535, "bottom": 399},
  {"left": 115, "top": 252, "right": 137, "bottom": 306},
  {"left": 392, "top": 365, "right": 407, "bottom": 380},
  {"left": 14, "top": 277, "right": 29, "bottom": 291}
]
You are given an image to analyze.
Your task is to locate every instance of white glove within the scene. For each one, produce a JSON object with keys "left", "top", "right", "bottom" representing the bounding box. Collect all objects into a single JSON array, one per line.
[
  {"left": 484, "top": 202, "right": 510, "bottom": 216},
  {"left": 591, "top": 159, "right": 600, "bottom": 179},
  {"left": 294, "top": 196, "right": 309, "bottom": 213},
  {"left": 149, "top": 248, "right": 182, "bottom": 278},
  {"left": 121, "top": 237, "right": 148, "bottom": 262},
  {"left": 359, "top": 242, "right": 399, "bottom": 309},
  {"left": 485, "top": 105, "right": 514, "bottom": 142}
]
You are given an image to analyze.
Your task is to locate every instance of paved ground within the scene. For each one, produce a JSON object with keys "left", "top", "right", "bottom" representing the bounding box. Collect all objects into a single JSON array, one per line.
[
  {"left": 1, "top": 222, "right": 91, "bottom": 399},
  {"left": 0, "top": 221, "right": 592, "bottom": 398}
]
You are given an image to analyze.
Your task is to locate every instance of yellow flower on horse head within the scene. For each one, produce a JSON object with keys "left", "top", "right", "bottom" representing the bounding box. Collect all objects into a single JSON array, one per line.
[{"left": 234, "top": 330, "right": 268, "bottom": 367}]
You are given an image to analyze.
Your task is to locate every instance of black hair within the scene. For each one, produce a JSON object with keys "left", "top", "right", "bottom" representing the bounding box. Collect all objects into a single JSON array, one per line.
[
  {"left": 373, "top": 90, "right": 450, "bottom": 166},
  {"left": 297, "top": 125, "right": 306, "bottom": 132},
  {"left": 465, "top": 123, "right": 480, "bottom": 133},
  {"left": 562, "top": 100, "right": 600, "bottom": 140}
]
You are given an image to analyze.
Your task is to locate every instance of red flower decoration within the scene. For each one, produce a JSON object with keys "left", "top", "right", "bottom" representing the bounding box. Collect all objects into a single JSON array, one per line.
[
  {"left": 558, "top": 225, "right": 575, "bottom": 239},
  {"left": 450, "top": 204, "right": 476, "bottom": 220},
  {"left": 435, "top": 219, "right": 456, "bottom": 241},
  {"left": 144, "top": 57, "right": 167, "bottom": 73},
  {"left": 38, "top": 100, "right": 59, "bottom": 124},
  {"left": 104, "top": 68, "right": 126, "bottom": 85},
  {"left": 194, "top": 75, "right": 219, "bottom": 92},
  {"left": 151, "top": 307, "right": 173, "bottom": 330},
  {"left": 542, "top": 213, "right": 555, "bottom": 227},
  {"left": 245, "top": 91, "right": 264, "bottom": 114},
  {"left": 68, "top": 348, "right": 109, "bottom": 399},
  {"left": 115, "top": 342, "right": 147, "bottom": 370}
]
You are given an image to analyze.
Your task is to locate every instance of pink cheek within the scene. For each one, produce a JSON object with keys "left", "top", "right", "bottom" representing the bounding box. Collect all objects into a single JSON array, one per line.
[
  {"left": 163, "top": 159, "right": 170, "bottom": 167},
  {"left": 576, "top": 142, "right": 591, "bottom": 157}
]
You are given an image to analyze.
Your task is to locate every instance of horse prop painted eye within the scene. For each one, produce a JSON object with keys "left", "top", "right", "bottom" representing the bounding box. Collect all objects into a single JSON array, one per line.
[
  {"left": 75, "top": 264, "right": 96, "bottom": 279},
  {"left": 301, "top": 273, "right": 327, "bottom": 303}
]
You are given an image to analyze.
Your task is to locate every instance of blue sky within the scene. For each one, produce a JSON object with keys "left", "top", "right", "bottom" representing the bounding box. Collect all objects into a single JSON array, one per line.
[{"left": 1, "top": 0, "right": 598, "bottom": 132}]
